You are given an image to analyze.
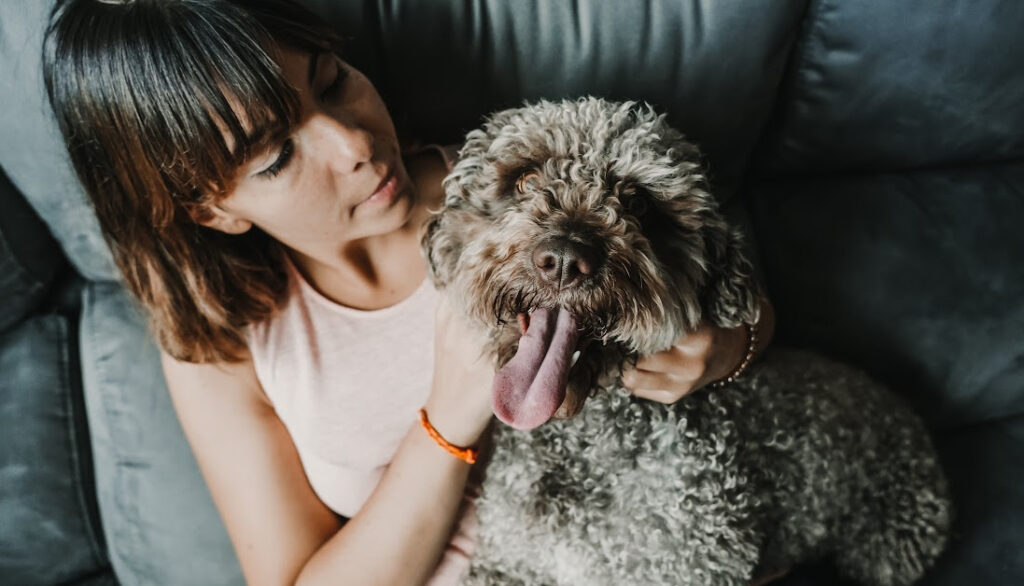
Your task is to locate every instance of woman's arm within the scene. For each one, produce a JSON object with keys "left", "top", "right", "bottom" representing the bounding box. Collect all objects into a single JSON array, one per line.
[
  {"left": 162, "top": 298, "right": 493, "bottom": 586},
  {"left": 163, "top": 351, "right": 339, "bottom": 586},
  {"left": 303, "top": 298, "right": 494, "bottom": 586},
  {"left": 296, "top": 414, "right": 480, "bottom": 586},
  {"left": 621, "top": 294, "right": 776, "bottom": 403}
]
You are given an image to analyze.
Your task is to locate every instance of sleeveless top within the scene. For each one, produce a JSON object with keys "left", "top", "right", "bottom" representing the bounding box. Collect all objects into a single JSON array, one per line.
[{"left": 246, "top": 144, "right": 476, "bottom": 584}]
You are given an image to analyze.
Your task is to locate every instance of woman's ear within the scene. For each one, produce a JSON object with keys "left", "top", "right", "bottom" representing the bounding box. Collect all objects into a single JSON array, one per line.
[
  {"left": 188, "top": 202, "right": 253, "bottom": 235},
  {"left": 699, "top": 218, "right": 763, "bottom": 329}
]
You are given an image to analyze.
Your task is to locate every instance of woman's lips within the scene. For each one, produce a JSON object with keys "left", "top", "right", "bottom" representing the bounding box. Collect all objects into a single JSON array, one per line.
[{"left": 362, "top": 169, "right": 399, "bottom": 206}]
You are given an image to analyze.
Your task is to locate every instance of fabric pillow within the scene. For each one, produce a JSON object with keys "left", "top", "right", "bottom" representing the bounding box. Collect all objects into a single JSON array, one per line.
[
  {"left": 79, "top": 282, "right": 244, "bottom": 585},
  {"left": 0, "top": 313, "right": 111, "bottom": 584},
  {"left": 0, "top": 1, "right": 117, "bottom": 281},
  {"left": 0, "top": 166, "right": 63, "bottom": 332}
]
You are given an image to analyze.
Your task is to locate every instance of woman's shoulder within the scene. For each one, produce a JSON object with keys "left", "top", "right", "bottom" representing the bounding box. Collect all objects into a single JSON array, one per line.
[
  {"left": 403, "top": 142, "right": 458, "bottom": 216},
  {"left": 160, "top": 346, "right": 276, "bottom": 411},
  {"left": 435, "top": 144, "right": 461, "bottom": 170},
  {"left": 402, "top": 142, "right": 461, "bottom": 173}
]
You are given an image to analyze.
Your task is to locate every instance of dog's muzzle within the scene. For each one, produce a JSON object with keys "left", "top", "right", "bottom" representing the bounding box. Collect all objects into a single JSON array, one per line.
[{"left": 531, "top": 236, "right": 602, "bottom": 290}]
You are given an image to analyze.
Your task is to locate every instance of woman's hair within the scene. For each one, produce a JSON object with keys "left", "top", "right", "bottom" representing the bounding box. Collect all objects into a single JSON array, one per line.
[{"left": 43, "top": 0, "right": 342, "bottom": 363}]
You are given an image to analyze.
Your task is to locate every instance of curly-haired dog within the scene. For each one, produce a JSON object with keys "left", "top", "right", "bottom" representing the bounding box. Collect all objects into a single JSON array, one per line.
[{"left": 422, "top": 98, "right": 951, "bottom": 586}]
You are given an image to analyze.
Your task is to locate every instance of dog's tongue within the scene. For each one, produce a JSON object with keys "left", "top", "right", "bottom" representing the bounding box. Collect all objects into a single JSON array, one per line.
[{"left": 492, "top": 307, "right": 579, "bottom": 430}]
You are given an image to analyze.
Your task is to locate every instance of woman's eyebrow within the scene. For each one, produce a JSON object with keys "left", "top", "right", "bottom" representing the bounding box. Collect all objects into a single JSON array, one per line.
[
  {"left": 232, "top": 50, "right": 324, "bottom": 164},
  {"left": 240, "top": 122, "right": 290, "bottom": 165}
]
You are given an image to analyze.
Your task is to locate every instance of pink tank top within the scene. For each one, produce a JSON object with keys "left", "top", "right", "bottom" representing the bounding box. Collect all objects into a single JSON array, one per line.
[{"left": 247, "top": 144, "right": 476, "bottom": 584}]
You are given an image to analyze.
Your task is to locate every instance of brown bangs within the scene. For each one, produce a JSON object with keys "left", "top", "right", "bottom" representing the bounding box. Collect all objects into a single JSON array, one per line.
[{"left": 46, "top": 0, "right": 342, "bottom": 228}]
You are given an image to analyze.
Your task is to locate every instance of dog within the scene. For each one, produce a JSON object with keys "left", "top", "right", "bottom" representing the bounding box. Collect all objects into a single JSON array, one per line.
[{"left": 422, "top": 97, "right": 951, "bottom": 586}]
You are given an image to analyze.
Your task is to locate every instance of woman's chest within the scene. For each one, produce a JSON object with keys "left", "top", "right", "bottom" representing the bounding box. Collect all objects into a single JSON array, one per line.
[{"left": 257, "top": 284, "right": 440, "bottom": 471}]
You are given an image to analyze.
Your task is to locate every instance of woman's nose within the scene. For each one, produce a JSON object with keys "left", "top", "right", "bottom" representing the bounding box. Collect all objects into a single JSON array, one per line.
[{"left": 310, "top": 113, "right": 374, "bottom": 173}]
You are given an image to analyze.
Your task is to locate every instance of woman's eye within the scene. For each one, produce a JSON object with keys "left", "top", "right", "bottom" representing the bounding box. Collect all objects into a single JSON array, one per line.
[
  {"left": 259, "top": 138, "right": 294, "bottom": 178},
  {"left": 515, "top": 171, "right": 541, "bottom": 194},
  {"left": 321, "top": 65, "right": 349, "bottom": 102}
]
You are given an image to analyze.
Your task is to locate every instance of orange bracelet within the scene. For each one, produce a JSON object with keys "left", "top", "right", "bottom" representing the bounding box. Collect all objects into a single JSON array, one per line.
[{"left": 418, "top": 408, "right": 478, "bottom": 464}]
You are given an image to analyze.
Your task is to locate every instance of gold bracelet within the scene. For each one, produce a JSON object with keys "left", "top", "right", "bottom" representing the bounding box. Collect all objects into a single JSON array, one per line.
[{"left": 708, "top": 319, "right": 760, "bottom": 389}]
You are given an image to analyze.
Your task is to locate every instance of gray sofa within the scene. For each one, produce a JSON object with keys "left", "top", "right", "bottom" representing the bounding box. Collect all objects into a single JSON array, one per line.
[{"left": 1, "top": 0, "right": 1022, "bottom": 584}]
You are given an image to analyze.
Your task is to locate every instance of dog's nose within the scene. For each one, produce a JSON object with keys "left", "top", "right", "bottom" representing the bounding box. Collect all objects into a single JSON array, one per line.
[{"left": 532, "top": 237, "right": 601, "bottom": 288}]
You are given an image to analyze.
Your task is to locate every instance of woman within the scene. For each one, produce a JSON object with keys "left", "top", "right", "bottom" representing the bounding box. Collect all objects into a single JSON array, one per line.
[{"left": 43, "top": 1, "right": 776, "bottom": 584}]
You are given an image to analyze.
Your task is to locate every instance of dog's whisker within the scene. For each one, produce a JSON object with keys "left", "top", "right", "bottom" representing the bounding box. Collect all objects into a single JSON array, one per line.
[{"left": 492, "top": 283, "right": 509, "bottom": 325}]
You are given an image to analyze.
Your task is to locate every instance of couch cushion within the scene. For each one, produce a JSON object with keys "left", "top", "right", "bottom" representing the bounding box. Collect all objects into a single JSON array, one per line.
[
  {"left": 0, "top": 1, "right": 117, "bottom": 282},
  {"left": 307, "top": 0, "right": 810, "bottom": 204},
  {"left": 927, "top": 415, "right": 1024, "bottom": 583},
  {"left": 748, "top": 162, "right": 1024, "bottom": 429},
  {"left": 0, "top": 166, "right": 65, "bottom": 332},
  {"left": 80, "top": 281, "right": 243, "bottom": 585},
  {"left": 0, "top": 312, "right": 110, "bottom": 584},
  {"left": 757, "top": 0, "right": 1024, "bottom": 173}
]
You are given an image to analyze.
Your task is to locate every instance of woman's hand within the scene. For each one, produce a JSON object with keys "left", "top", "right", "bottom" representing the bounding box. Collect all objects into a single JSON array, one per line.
[
  {"left": 622, "top": 296, "right": 775, "bottom": 404},
  {"left": 423, "top": 295, "right": 497, "bottom": 447}
]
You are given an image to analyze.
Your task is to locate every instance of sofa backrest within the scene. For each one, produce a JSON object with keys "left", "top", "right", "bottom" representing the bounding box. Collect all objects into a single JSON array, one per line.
[
  {"left": 309, "top": 0, "right": 810, "bottom": 204},
  {"left": 745, "top": 0, "right": 1024, "bottom": 429},
  {"left": 756, "top": 0, "right": 1024, "bottom": 173},
  {"left": 0, "top": 0, "right": 811, "bottom": 284}
]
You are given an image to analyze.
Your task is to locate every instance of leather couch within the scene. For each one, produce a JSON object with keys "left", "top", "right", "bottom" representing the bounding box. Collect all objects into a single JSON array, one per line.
[{"left": 1, "top": 1, "right": 1021, "bottom": 584}]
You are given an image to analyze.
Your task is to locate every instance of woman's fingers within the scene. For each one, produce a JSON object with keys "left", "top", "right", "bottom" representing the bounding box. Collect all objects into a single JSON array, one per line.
[
  {"left": 632, "top": 350, "right": 678, "bottom": 373},
  {"left": 631, "top": 325, "right": 713, "bottom": 373},
  {"left": 622, "top": 356, "right": 704, "bottom": 389},
  {"left": 622, "top": 368, "right": 671, "bottom": 390},
  {"left": 628, "top": 387, "right": 687, "bottom": 404},
  {"left": 623, "top": 319, "right": 751, "bottom": 405},
  {"left": 622, "top": 368, "right": 699, "bottom": 403}
]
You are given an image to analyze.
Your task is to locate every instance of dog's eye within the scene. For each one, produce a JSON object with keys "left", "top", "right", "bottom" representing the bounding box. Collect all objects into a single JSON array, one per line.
[
  {"left": 515, "top": 171, "right": 541, "bottom": 194},
  {"left": 624, "top": 194, "right": 649, "bottom": 216}
]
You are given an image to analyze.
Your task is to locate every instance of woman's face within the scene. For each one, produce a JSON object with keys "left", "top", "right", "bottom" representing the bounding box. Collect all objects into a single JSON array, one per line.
[{"left": 201, "top": 44, "right": 417, "bottom": 257}]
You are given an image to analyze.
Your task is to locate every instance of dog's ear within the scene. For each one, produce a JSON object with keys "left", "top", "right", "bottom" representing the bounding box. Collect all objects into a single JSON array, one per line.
[
  {"left": 421, "top": 210, "right": 461, "bottom": 289},
  {"left": 441, "top": 122, "right": 523, "bottom": 217},
  {"left": 645, "top": 125, "right": 762, "bottom": 329},
  {"left": 420, "top": 138, "right": 487, "bottom": 289},
  {"left": 698, "top": 215, "right": 763, "bottom": 329},
  {"left": 421, "top": 198, "right": 489, "bottom": 290}
]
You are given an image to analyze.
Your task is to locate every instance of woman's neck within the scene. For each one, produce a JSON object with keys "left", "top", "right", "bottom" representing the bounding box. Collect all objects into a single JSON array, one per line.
[{"left": 287, "top": 147, "right": 448, "bottom": 310}]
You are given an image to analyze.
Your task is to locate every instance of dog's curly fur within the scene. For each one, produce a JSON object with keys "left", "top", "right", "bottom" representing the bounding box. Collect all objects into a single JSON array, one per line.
[{"left": 422, "top": 98, "right": 951, "bottom": 586}]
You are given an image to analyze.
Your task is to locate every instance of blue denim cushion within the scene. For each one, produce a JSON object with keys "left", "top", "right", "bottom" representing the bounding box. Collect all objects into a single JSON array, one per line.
[
  {"left": 758, "top": 0, "right": 1024, "bottom": 173},
  {"left": 749, "top": 163, "right": 1024, "bottom": 429},
  {"left": 0, "top": 1, "right": 118, "bottom": 281},
  {"left": 0, "top": 166, "right": 64, "bottom": 332},
  {"left": 80, "top": 282, "right": 243, "bottom": 585},
  {"left": 928, "top": 415, "right": 1024, "bottom": 583},
  {"left": 0, "top": 313, "right": 109, "bottom": 584}
]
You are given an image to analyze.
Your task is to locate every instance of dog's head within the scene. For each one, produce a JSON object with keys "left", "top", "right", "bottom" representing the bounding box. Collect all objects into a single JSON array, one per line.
[{"left": 422, "top": 98, "right": 761, "bottom": 430}]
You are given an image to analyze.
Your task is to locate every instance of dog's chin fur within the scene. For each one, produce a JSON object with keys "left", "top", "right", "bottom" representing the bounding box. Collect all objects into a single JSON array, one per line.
[{"left": 422, "top": 98, "right": 951, "bottom": 586}]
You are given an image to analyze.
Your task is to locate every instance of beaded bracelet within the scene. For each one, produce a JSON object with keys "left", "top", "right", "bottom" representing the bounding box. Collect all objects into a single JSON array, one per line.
[
  {"left": 708, "top": 318, "right": 760, "bottom": 389},
  {"left": 418, "top": 408, "right": 478, "bottom": 464}
]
